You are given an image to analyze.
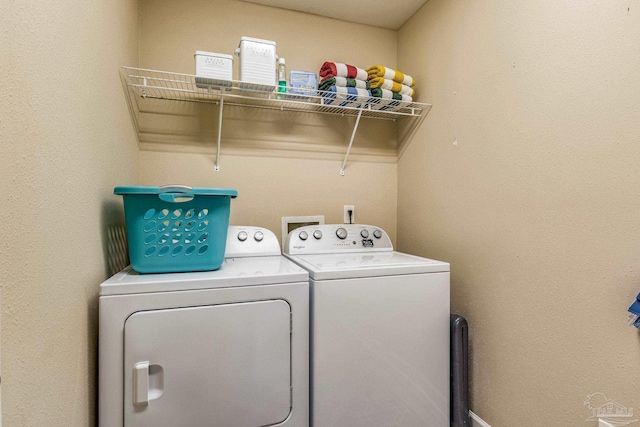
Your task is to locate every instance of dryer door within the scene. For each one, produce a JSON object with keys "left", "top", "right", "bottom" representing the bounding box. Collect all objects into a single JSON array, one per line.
[{"left": 123, "top": 300, "right": 292, "bottom": 427}]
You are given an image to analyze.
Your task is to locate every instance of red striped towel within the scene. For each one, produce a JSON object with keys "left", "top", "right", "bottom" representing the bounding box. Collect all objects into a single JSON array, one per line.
[{"left": 319, "top": 62, "right": 368, "bottom": 81}]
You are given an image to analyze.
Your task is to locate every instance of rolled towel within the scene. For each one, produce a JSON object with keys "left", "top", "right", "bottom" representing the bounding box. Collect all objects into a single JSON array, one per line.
[
  {"left": 368, "top": 77, "right": 414, "bottom": 97},
  {"left": 369, "top": 88, "right": 412, "bottom": 111},
  {"left": 370, "top": 88, "right": 413, "bottom": 103},
  {"left": 320, "top": 85, "right": 372, "bottom": 107},
  {"left": 367, "top": 65, "right": 416, "bottom": 87},
  {"left": 319, "top": 76, "right": 370, "bottom": 91},
  {"left": 320, "top": 61, "right": 368, "bottom": 81}
]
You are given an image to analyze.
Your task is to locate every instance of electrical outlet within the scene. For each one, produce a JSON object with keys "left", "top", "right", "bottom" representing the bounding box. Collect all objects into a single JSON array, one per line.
[{"left": 343, "top": 205, "right": 355, "bottom": 224}]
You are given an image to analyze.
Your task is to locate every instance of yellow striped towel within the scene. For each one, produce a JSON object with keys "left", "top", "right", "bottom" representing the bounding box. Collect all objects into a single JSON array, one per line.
[
  {"left": 367, "top": 77, "right": 414, "bottom": 97},
  {"left": 367, "top": 65, "right": 416, "bottom": 87}
]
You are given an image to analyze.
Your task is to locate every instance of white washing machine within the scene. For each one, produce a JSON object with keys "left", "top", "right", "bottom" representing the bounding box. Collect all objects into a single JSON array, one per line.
[
  {"left": 284, "top": 224, "right": 450, "bottom": 427},
  {"left": 99, "top": 226, "right": 309, "bottom": 427}
]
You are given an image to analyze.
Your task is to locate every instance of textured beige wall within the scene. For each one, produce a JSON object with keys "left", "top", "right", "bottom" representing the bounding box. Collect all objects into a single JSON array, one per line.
[
  {"left": 398, "top": 1, "right": 640, "bottom": 426},
  {"left": 138, "top": 152, "right": 398, "bottom": 241},
  {"left": 139, "top": 0, "right": 397, "bottom": 83},
  {"left": 137, "top": 0, "right": 399, "bottom": 242},
  {"left": 0, "top": 0, "right": 139, "bottom": 425}
]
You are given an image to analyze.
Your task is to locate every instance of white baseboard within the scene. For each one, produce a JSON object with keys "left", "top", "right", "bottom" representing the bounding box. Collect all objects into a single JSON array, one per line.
[{"left": 470, "top": 410, "right": 491, "bottom": 427}]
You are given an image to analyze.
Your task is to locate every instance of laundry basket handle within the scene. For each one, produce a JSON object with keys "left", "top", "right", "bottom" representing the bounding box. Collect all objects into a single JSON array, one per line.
[
  {"left": 158, "top": 185, "right": 194, "bottom": 203},
  {"left": 158, "top": 184, "right": 193, "bottom": 193}
]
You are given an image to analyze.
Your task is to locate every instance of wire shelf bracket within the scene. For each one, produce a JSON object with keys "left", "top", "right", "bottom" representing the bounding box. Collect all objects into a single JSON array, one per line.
[
  {"left": 340, "top": 109, "right": 363, "bottom": 176},
  {"left": 215, "top": 96, "right": 223, "bottom": 172}
]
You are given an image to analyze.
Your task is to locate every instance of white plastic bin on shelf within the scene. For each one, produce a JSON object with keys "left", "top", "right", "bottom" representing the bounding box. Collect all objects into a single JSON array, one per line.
[
  {"left": 194, "top": 51, "right": 233, "bottom": 88},
  {"left": 234, "top": 37, "right": 277, "bottom": 91}
]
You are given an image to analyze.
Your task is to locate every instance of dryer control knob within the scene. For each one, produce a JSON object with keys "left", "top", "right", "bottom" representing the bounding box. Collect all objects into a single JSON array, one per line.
[
  {"left": 237, "top": 231, "right": 248, "bottom": 241},
  {"left": 254, "top": 231, "right": 264, "bottom": 242},
  {"left": 373, "top": 229, "right": 382, "bottom": 239},
  {"left": 336, "top": 227, "right": 348, "bottom": 240},
  {"left": 313, "top": 230, "right": 323, "bottom": 240},
  {"left": 360, "top": 229, "right": 369, "bottom": 238},
  {"left": 299, "top": 231, "right": 308, "bottom": 241}
]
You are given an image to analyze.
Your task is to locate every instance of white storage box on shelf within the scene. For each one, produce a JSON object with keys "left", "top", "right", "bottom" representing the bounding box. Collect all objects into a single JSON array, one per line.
[
  {"left": 194, "top": 51, "right": 233, "bottom": 88},
  {"left": 234, "top": 36, "right": 277, "bottom": 92}
]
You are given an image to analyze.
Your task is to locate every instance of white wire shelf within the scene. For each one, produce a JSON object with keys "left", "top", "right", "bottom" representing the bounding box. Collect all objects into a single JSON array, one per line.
[
  {"left": 121, "top": 67, "right": 430, "bottom": 119},
  {"left": 120, "top": 67, "right": 432, "bottom": 174}
]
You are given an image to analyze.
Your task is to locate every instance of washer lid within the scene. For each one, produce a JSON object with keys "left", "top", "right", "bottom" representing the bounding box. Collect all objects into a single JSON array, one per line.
[
  {"left": 286, "top": 251, "right": 449, "bottom": 281},
  {"left": 100, "top": 256, "right": 308, "bottom": 296}
]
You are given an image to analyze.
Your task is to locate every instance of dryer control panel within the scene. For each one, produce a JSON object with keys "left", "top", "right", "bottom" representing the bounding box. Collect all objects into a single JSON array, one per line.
[
  {"left": 225, "top": 226, "right": 281, "bottom": 258},
  {"left": 284, "top": 224, "right": 393, "bottom": 255}
]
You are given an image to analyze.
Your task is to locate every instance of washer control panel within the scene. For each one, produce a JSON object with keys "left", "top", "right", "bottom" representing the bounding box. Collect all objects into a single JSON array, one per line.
[
  {"left": 284, "top": 224, "right": 393, "bottom": 255},
  {"left": 225, "top": 226, "right": 281, "bottom": 257}
]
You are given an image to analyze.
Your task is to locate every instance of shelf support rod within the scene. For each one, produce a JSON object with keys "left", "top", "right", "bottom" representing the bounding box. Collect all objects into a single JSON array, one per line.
[
  {"left": 215, "top": 96, "right": 224, "bottom": 172},
  {"left": 340, "top": 108, "right": 363, "bottom": 176}
]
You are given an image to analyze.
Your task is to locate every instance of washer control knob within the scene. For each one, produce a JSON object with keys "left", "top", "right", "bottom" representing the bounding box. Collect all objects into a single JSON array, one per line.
[
  {"left": 299, "top": 231, "right": 308, "bottom": 241},
  {"left": 360, "top": 229, "right": 369, "bottom": 238},
  {"left": 313, "top": 230, "right": 323, "bottom": 240},
  {"left": 373, "top": 229, "right": 382, "bottom": 239},
  {"left": 336, "top": 228, "right": 348, "bottom": 240},
  {"left": 237, "top": 231, "right": 248, "bottom": 241},
  {"left": 254, "top": 231, "right": 264, "bottom": 242}
]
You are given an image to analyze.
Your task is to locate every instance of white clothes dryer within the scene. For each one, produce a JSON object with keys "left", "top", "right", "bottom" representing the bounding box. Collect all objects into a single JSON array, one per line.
[
  {"left": 284, "top": 224, "right": 450, "bottom": 427},
  {"left": 99, "top": 226, "right": 309, "bottom": 427}
]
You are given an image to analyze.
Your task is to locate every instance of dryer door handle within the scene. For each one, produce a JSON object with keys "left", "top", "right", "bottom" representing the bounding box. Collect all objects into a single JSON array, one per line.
[{"left": 133, "top": 361, "right": 150, "bottom": 406}]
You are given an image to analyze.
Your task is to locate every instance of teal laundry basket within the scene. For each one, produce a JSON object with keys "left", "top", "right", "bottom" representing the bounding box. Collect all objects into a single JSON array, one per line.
[{"left": 114, "top": 185, "right": 238, "bottom": 274}]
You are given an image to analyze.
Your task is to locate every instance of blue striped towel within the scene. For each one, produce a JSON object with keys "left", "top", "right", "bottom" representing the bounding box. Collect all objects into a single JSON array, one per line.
[{"left": 320, "top": 86, "right": 372, "bottom": 108}]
